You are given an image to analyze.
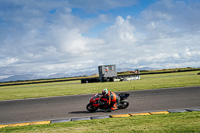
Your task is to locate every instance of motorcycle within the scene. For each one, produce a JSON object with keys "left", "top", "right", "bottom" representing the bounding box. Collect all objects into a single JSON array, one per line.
[{"left": 86, "top": 92, "right": 129, "bottom": 112}]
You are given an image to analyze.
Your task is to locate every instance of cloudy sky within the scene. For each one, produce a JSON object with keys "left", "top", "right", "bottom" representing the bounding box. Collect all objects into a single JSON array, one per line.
[{"left": 0, "top": 0, "right": 200, "bottom": 80}]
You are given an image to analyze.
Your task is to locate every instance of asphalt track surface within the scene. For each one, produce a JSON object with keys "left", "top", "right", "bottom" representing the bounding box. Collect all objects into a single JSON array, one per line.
[{"left": 0, "top": 86, "right": 200, "bottom": 124}]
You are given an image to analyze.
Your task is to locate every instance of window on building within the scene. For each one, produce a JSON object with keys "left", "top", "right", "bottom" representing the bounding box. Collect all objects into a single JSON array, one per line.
[{"left": 111, "top": 65, "right": 115, "bottom": 70}]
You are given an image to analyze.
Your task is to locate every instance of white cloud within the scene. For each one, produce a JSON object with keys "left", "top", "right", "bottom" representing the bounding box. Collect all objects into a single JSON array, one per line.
[
  {"left": 0, "top": 58, "right": 19, "bottom": 66},
  {"left": 53, "top": 28, "right": 104, "bottom": 56},
  {"left": 67, "top": 0, "right": 137, "bottom": 12},
  {"left": 101, "top": 15, "right": 138, "bottom": 48}
]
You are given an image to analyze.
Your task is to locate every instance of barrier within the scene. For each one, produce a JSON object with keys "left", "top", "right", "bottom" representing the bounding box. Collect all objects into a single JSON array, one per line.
[
  {"left": 51, "top": 118, "right": 71, "bottom": 123},
  {"left": 91, "top": 116, "right": 110, "bottom": 120},
  {"left": 71, "top": 117, "right": 91, "bottom": 121},
  {"left": 167, "top": 109, "right": 188, "bottom": 113}
]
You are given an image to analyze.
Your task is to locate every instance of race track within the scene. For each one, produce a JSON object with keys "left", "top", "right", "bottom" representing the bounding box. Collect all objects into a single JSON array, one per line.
[{"left": 0, "top": 86, "right": 200, "bottom": 124}]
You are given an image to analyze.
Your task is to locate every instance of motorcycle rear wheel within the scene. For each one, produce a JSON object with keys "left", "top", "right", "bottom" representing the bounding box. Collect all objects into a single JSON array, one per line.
[{"left": 86, "top": 103, "right": 98, "bottom": 112}]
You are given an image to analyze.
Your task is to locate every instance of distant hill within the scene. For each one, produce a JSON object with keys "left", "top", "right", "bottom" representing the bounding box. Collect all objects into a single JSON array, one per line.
[
  {"left": 0, "top": 74, "right": 34, "bottom": 82},
  {"left": 0, "top": 70, "right": 97, "bottom": 82}
]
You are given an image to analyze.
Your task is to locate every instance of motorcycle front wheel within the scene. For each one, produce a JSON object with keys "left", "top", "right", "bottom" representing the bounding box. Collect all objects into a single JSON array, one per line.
[
  {"left": 86, "top": 103, "right": 98, "bottom": 112},
  {"left": 118, "top": 100, "right": 129, "bottom": 109}
]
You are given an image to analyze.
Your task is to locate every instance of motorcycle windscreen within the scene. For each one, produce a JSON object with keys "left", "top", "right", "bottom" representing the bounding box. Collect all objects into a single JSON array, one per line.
[{"left": 119, "top": 93, "right": 130, "bottom": 99}]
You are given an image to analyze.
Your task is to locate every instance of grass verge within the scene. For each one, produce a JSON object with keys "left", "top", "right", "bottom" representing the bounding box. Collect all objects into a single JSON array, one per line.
[
  {"left": 1, "top": 111, "right": 200, "bottom": 133},
  {"left": 0, "top": 71, "right": 200, "bottom": 101}
]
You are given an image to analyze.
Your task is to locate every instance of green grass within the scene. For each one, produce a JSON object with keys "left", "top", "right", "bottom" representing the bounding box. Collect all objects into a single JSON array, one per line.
[
  {"left": 0, "top": 71, "right": 200, "bottom": 101},
  {"left": 1, "top": 112, "right": 200, "bottom": 133}
]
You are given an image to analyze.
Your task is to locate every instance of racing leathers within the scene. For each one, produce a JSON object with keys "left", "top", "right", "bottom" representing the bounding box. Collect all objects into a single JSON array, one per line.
[{"left": 101, "top": 91, "right": 118, "bottom": 111}]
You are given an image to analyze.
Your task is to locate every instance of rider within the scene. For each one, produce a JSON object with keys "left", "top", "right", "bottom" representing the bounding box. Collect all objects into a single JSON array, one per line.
[{"left": 101, "top": 88, "right": 118, "bottom": 111}]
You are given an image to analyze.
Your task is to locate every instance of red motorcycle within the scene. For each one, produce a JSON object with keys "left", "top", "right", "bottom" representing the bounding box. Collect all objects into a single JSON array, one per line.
[{"left": 86, "top": 93, "right": 129, "bottom": 112}]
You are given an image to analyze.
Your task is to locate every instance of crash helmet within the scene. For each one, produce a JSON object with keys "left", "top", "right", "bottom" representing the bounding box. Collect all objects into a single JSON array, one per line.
[{"left": 102, "top": 88, "right": 108, "bottom": 95}]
